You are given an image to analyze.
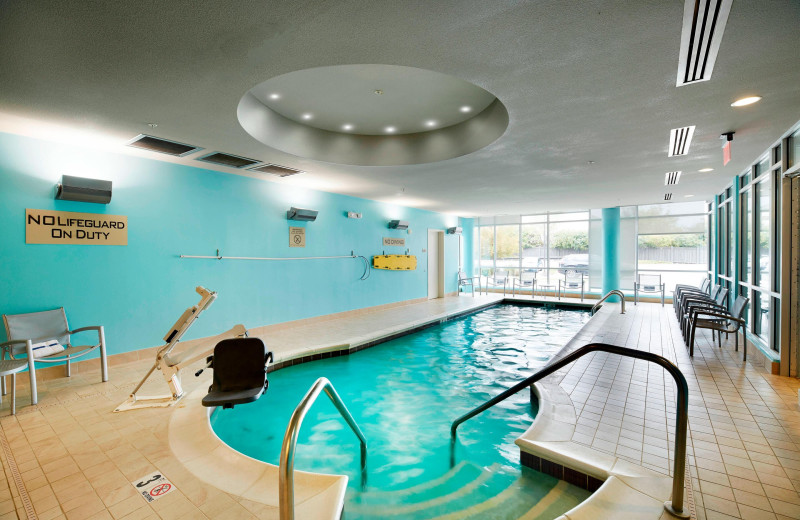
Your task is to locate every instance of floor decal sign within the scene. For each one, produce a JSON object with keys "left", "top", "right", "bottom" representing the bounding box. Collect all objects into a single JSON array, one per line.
[{"left": 133, "top": 471, "right": 176, "bottom": 502}]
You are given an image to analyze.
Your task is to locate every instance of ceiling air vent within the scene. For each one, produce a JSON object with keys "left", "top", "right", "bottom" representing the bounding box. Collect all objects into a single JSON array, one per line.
[
  {"left": 126, "top": 134, "right": 202, "bottom": 157},
  {"left": 665, "top": 171, "right": 682, "bottom": 185},
  {"left": 676, "top": 0, "right": 734, "bottom": 86},
  {"left": 248, "top": 163, "right": 304, "bottom": 177},
  {"left": 665, "top": 193, "right": 673, "bottom": 201},
  {"left": 668, "top": 126, "right": 695, "bottom": 157},
  {"left": 196, "top": 152, "right": 260, "bottom": 169}
]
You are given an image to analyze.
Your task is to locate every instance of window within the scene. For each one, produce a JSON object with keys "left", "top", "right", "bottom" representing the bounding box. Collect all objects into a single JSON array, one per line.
[
  {"left": 479, "top": 227, "right": 494, "bottom": 276},
  {"left": 636, "top": 202, "right": 708, "bottom": 294},
  {"left": 788, "top": 128, "right": 800, "bottom": 168},
  {"left": 476, "top": 212, "right": 593, "bottom": 288},
  {"left": 495, "top": 225, "right": 520, "bottom": 278}
]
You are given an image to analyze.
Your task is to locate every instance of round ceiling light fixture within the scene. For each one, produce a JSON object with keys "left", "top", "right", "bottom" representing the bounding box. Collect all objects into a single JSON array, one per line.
[
  {"left": 731, "top": 96, "right": 762, "bottom": 107},
  {"left": 269, "top": 93, "right": 281, "bottom": 100},
  {"left": 237, "top": 64, "right": 508, "bottom": 165}
]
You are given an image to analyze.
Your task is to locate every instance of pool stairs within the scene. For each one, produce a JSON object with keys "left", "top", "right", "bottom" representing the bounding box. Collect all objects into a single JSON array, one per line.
[{"left": 345, "top": 461, "right": 585, "bottom": 519}]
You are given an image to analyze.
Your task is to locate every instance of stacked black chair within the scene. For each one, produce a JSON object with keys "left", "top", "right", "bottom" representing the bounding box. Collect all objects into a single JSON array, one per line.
[
  {"left": 672, "top": 279, "right": 710, "bottom": 314},
  {"left": 686, "top": 295, "right": 749, "bottom": 358},
  {"left": 679, "top": 287, "right": 729, "bottom": 345}
]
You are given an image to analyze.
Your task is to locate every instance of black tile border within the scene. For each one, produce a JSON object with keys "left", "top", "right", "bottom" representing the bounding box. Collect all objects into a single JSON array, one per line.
[
  {"left": 520, "top": 450, "right": 606, "bottom": 493},
  {"left": 266, "top": 300, "right": 501, "bottom": 374},
  {"left": 501, "top": 297, "right": 594, "bottom": 311}
]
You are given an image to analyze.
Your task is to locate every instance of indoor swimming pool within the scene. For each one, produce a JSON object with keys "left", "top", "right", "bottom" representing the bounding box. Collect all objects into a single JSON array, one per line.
[{"left": 211, "top": 304, "right": 592, "bottom": 519}]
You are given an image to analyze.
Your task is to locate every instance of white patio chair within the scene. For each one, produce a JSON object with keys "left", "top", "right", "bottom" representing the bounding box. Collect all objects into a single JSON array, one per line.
[{"left": 1, "top": 308, "right": 108, "bottom": 405}]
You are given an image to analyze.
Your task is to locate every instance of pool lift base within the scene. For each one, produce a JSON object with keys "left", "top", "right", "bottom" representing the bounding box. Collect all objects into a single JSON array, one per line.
[{"left": 114, "top": 286, "right": 248, "bottom": 412}]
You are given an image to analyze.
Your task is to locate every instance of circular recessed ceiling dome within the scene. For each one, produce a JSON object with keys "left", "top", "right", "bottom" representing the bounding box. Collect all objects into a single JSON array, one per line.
[{"left": 237, "top": 65, "right": 508, "bottom": 166}]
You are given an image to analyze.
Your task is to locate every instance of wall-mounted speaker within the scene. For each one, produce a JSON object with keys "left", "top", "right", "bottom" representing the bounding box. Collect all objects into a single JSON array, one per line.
[{"left": 55, "top": 175, "right": 112, "bottom": 204}]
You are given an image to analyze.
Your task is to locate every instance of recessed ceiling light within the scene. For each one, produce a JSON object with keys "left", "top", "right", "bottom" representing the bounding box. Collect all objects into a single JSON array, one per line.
[
  {"left": 459, "top": 106, "right": 472, "bottom": 113},
  {"left": 425, "top": 120, "right": 437, "bottom": 127},
  {"left": 698, "top": 168, "right": 714, "bottom": 172},
  {"left": 302, "top": 113, "right": 313, "bottom": 120},
  {"left": 731, "top": 96, "right": 762, "bottom": 107},
  {"left": 342, "top": 124, "right": 354, "bottom": 131},
  {"left": 385, "top": 126, "right": 396, "bottom": 133},
  {"left": 269, "top": 93, "right": 281, "bottom": 100},
  {"left": 684, "top": 194, "right": 695, "bottom": 198}
]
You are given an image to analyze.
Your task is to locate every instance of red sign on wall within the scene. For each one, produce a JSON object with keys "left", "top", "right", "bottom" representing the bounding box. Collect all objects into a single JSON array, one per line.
[{"left": 723, "top": 140, "right": 732, "bottom": 166}]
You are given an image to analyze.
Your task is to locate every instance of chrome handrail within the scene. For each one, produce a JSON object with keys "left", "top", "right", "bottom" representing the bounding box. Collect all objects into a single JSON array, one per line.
[
  {"left": 279, "top": 377, "right": 367, "bottom": 520},
  {"left": 450, "top": 343, "right": 690, "bottom": 519},
  {"left": 591, "top": 289, "right": 626, "bottom": 315}
]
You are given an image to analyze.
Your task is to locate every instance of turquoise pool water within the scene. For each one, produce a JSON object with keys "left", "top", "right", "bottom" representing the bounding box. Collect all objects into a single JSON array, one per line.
[{"left": 211, "top": 304, "right": 591, "bottom": 519}]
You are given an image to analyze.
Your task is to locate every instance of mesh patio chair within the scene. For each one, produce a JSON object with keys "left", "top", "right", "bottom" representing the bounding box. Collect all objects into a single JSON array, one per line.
[
  {"left": 512, "top": 271, "right": 536, "bottom": 297},
  {"left": 457, "top": 271, "right": 481, "bottom": 296},
  {"left": 557, "top": 271, "right": 585, "bottom": 301},
  {"left": 484, "top": 270, "right": 508, "bottom": 295},
  {"left": 634, "top": 274, "right": 665, "bottom": 306},
  {"left": 1, "top": 308, "right": 108, "bottom": 405}
]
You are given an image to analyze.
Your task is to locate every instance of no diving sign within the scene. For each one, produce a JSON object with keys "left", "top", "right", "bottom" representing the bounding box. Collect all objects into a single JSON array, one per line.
[
  {"left": 133, "top": 471, "right": 176, "bottom": 502},
  {"left": 289, "top": 226, "right": 306, "bottom": 248}
]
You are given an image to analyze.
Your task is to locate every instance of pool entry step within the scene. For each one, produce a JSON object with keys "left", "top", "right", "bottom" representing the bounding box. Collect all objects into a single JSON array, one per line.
[{"left": 345, "top": 462, "right": 586, "bottom": 519}]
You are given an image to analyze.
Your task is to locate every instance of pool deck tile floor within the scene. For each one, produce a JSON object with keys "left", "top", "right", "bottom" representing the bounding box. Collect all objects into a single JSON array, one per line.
[{"left": 0, "top": 295, "right": 798, "bottom": 520}]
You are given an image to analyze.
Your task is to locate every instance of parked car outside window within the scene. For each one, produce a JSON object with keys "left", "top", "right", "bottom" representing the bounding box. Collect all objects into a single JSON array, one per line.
[{"left": 558, "top": 254, "right": 589, "bottom": 275}]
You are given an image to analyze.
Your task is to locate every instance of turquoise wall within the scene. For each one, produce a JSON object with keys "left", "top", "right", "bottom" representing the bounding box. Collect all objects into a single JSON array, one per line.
[
  {"left": 0, "top": 132, "right": 460, "bottom": 355},
  {"left": 458, "top": 217, "right": 475, "bottom": 276},
  {"left": 601, "top": 207, "right": 621, "bottom": 301}
]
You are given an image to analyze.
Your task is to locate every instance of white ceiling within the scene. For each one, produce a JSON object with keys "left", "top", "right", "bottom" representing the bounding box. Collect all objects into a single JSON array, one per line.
[{"left": 1, "top": 1, "right": 798, "bottom": 216}]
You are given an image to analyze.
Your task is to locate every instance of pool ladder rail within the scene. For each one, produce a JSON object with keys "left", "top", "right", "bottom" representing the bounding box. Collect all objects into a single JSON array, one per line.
[
  {"left": 591, "top": 289, "right": 626, "bottom": 315},
  {"left": 279, "top": 377, "right": 367, "bottom": 520},
  {"left": 450, "top": 342, "right": 691, "bottom": 519}
]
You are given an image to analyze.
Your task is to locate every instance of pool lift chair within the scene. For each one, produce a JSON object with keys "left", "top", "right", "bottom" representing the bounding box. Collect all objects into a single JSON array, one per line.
[
  {"left": 199, "top": 338, "right": 273, "bottom": 409},
  {"left": 115, "top": 286, "right": 248, "bottom": 412},
  {"left": 634, "top": 273, "right": 666, "bottom": 306}
]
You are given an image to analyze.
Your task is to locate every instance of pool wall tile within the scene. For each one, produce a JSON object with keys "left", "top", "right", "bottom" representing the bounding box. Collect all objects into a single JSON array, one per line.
[{"left": 541, "top": 459, "right": 564, "bottom": 480}]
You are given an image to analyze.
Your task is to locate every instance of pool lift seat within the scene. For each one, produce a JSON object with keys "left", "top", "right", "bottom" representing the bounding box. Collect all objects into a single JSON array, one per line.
[{"left": 201, "top": 338, "right": 273, "bottom": 409}]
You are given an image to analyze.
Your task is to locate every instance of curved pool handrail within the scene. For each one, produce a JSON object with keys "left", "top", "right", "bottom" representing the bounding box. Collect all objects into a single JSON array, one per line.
[
  {"left": 591, "top": 290, "right": 626, "bottom": 315},
  {"left": 450, "top": 343, "right": 690, "bottom": 519},
  {"left": 279, "top": 377, "right": 367, "bottom": 520}
]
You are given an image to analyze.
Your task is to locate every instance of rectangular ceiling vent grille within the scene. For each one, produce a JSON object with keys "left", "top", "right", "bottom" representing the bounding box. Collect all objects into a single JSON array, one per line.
[
  {"left": 665, "top": 171, "right": 682, "bottom": 185},
  {"left": 248, "top": 164, "right": 304, "bottom": 177},
  {"left": 676, "top": 0, "right": 733, "bottom": 86},
  {"left": 668, "top": 126, "right": 695, "bottom": 157},
  {"left": 196, "top": 152, "right": 260, "bottom": 169},
  {"left": 126, "top": 134, "right": 202, "bottom": 157},
  {"left": 664, "top": 193, "right": 673, "bottom": 201}
]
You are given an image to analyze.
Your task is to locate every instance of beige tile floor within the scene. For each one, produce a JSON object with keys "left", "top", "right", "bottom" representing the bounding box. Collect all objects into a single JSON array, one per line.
[{"left": 0, "top": 295, "right": 798, "bottom": 520}]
